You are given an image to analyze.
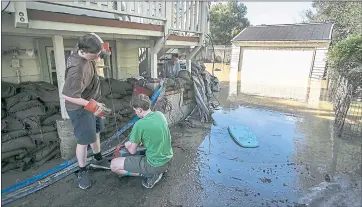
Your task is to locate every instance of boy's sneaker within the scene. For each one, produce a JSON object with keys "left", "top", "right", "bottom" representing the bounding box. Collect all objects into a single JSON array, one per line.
[
  {"left": 78, "top": 170, "right": 91, "bottom": 190},
  {"left": 89, "top": 158, "right": 111, "bottom": 170},
  {"left": 141, "top": 173, "right": 163, "bottom": 189}
]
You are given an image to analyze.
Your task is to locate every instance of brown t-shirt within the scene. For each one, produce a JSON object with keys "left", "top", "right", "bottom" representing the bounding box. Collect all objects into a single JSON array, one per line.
[{"left": 62, "top": 47, "right": 101, "bottom": 111}]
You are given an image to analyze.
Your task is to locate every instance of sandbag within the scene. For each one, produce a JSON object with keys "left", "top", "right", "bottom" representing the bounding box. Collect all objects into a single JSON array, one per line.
[
  {"left": 2, "top": 116, "right": 24, "bottom": 132},
  {"left": 2, "top": 136, "right": 35, "bottom": 153},
  {"left": 44, "top": 101, "right": 60, "bottom": 108},
  {"left": 123, "top": 96, "right": 132, "bottom": 103},
  {"left": 5, "top": 92, "right": 37, "bottom": 109},
  {"left": 1, "top": 82, "right": 19, "bottom": 98},
  {"left": 29, "top": 125, "right": 57, "bottom": 135},
  {"left": 32, "top": 143, "right": 58, "bottom": 161},
  {"left": 1, "top": 119, "right": 6, "bottom": 131},
  {"left": 22, "top": 116, "right": 42, "bottom": 128},
  {"left": 177, "top": 70, "right": 192, "bottom": 81},
  {"left": 100, "top": 79, "right": 111, "bottom": 96},
  {"left": 175, "top": 78, "right": 187, "bottom": 89},
  {"left": 164, "top": 78, "right": 176, "bottom": 88},
  {"left": 36, "top": 148, "right": 60, "bottom": 167},
  {"left": 104, "top": 99, "right": 130, "bottom": 112},
  {"left": 2, "top": 129, "right": 29, "bottom": 143},
  {"left": 184, "top": 83, "right": 193, "bottom": 90},
  {"left": 2, "top": 108, "right": 6, "bottom": 118},
  {"left": 41, "top": 104, "right": 59, "bottom": 119},
  {"left": 8, "top": 100, "right": 44, "bottom": 113},
  {"left": 106, "top": 93, "right": 126, "bottom": 99},
  {"left": 34, "top": 81, "right": 57, "bottom": 91},
  {"left": 37, "top": 88, "right": 60, "bottom": 103},
  {"left": 1, "top": 149, "right": 26, "bottom": 161},
  {"left": 118, "top": 108, "right": 133, "bottom": 115},
  {"left": 29, "top": 131, "right": 59, "bottom": 143},
  {"left": 14, "top": 106, "right": 46, "bottom": 119},
  {"left": 19, "top": 81, "right": 38, "bottom": 92},
  {"left": 2, "top": 101, "right": 6, "bottom": 109},
  {"left": 1, "top": 162, "right": 18, "bottom": 173},
  {"left": 42, "top": 114, "right": 62, "bottom": 126},
  {"left": 107, "top": 78, "right": 133, "bottom": 92}
]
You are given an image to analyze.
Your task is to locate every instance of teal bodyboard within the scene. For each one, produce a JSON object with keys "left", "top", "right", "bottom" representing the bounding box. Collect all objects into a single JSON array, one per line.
[{"left": 228, "top": 126, "right": 259, "bottom": 148}]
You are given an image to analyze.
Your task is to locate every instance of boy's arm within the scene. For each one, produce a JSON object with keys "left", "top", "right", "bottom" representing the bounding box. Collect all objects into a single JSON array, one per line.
[
  {"left": 125, "top": 141, "right": 139, "bottom": 154},
  {"left": 126, "top": 123, "right": 142, "bottom": 154}
]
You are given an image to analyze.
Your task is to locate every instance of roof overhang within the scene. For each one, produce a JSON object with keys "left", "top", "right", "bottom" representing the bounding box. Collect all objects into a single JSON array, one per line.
[{"left": 232, "top": 40, "right": 331, "bottom": 48}]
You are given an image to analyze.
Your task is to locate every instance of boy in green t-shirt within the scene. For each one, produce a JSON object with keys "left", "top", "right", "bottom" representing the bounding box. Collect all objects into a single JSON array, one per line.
[{"left": 110, "top": 94, "right": 173, "bottom": 188}]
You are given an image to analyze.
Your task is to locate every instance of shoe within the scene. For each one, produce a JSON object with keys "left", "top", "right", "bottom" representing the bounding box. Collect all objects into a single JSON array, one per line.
[
  {"left": 89, "top": 158, "right": 111, "bottom": 170},
  {"left": 78, "top": 170, "right": 91, "bottom": 190},
  {"left": 142, "top": 173, "right": 163, "bottom": 189}
]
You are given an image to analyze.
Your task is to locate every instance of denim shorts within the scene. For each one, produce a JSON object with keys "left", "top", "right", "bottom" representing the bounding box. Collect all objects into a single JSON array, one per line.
[{"left": 67, "top": 108, "right": 104, "bottom": 145}]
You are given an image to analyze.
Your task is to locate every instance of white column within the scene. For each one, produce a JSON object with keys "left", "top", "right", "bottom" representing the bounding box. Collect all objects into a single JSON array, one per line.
[
  {"left": 52, "top": 35, "right": 69, "bottom": 119},
  {"left": 185, "top": 48, "right": 192, "bottom": 73},
  {"left": 150, "top": 46, "right": 158, "bottom": 78}
]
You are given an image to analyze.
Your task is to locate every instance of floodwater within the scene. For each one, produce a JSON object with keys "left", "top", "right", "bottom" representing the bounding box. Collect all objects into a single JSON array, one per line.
[{"left": 3, "top": 83, "right": 362, "bottom": 207}]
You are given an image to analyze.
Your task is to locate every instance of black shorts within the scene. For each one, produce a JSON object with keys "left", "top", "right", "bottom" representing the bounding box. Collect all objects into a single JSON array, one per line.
[{"left": 67, "top": 108, "right": 104, "bottom": 145}]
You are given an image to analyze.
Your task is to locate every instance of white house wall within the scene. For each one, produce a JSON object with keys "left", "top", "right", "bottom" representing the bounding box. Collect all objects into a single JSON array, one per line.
[
  {"left": 116, "top": 40, "right": 142, "bottom": 80},
  {"left": 1, "top": 36, "right": 41, "bottom": 83},
  {"left": 239, "top": 48, "right": 315, "bottom": 102}
]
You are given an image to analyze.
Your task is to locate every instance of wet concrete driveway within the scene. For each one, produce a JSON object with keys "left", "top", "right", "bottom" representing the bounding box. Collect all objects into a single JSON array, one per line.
[{"left": 6, "top": 89, "right": 362, "bottom": 207}]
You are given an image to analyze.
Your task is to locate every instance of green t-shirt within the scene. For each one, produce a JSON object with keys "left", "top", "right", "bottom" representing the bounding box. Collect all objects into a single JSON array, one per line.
[{"left": 129, "top": 111, "right": 173, "bottom": 167}]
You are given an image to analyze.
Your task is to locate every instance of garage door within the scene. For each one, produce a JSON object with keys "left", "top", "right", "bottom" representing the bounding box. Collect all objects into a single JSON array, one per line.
[{"left": 240, "top": 48, "right": 314, "bottom": 101}]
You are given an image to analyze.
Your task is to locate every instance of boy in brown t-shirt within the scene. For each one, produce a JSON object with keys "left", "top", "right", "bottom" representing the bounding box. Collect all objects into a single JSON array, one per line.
[{"left": 62, "top": 33, "right": 111, "bottom": 190}]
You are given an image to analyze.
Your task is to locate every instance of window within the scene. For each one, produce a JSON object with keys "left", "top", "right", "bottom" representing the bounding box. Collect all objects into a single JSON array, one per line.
[
  {"left": 46, "top": 46, "right": 114, "bottom": 86},
  {"left": 46, "top": 47, "right": 72, "bottom": 86}
]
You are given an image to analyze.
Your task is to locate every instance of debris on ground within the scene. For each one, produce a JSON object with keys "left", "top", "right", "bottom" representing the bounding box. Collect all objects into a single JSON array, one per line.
[{"left": 259, "top": 177, "right": 272, "bottom": 183}]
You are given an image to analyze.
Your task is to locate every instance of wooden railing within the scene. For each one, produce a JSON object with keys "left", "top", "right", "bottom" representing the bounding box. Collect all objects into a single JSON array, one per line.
[{"left": 35, "top": 1, "right": 208, "bottom": 35}]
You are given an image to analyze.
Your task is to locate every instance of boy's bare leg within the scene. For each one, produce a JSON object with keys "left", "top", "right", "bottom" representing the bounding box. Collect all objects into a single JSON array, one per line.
[{"left": 110, "top": 157, "right": 140, "bottom": 176}]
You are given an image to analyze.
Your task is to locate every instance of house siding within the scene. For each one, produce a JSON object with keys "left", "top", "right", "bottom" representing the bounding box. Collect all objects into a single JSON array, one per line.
[
  {"left": 116, "top": 40, "right": 140, "bottom": 80},
  {"left": 1, "top": 36, "right": 41, "bottom": 83}
]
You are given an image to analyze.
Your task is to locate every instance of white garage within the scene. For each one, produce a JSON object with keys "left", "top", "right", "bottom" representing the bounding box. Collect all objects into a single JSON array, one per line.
[{"left": 230, "top": 23, "right": 334, "bottom": 102}]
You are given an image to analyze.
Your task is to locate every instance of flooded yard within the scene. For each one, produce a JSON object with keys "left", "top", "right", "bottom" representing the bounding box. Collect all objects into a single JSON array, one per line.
[{"left": 3, "top": 84, "right": 361, "bottom": 207}]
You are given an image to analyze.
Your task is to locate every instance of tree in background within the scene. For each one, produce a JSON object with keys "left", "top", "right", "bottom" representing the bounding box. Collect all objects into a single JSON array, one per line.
[
  {"left": 209, "top": 2, "right": 250, "bottom": 45},
  {"left": 303, "top": 1, "right": 362, "bottom": 83},
  {"left": 303, "top": 1, "right": 362, "bottom": 41}
]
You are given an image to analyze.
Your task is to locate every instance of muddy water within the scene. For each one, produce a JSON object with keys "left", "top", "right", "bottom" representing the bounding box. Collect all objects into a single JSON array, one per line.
[{"left": 197, "top": 107, "right": 304, "bottom": 206}]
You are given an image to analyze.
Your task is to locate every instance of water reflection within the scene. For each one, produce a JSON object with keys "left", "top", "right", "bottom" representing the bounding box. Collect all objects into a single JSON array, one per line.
[
  {"left": 225, "top": 65, "right": 327, "bottom": 106},
  {"left": 195, "top": 105, "right": 361, "bottom": 206}
]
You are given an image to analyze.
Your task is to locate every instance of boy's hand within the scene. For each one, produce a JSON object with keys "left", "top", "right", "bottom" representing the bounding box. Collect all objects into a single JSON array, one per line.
[{"left": 84, "top": 99, "right": 111, "bottom": 117}]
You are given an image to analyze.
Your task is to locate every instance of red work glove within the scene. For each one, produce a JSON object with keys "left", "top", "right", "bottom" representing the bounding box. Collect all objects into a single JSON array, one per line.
[{"left": 84, "top": 99, "right": 111, "bottom": 117}]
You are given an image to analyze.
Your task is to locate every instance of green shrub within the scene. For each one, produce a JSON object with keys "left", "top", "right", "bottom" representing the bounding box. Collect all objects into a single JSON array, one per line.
[{"left": 328, "top": 34, "right": 362, "bottom": 84}]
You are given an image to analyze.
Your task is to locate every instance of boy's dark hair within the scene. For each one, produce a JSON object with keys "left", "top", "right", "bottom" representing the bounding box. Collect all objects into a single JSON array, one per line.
[
  {"left": 171, "top": 53, "right": 179, "bottom": 58},
  {"left": 78, "top": 34, "right": 102, "bottom": 54},
  {"left": 131, "top": 94, "right": 151, "bottom": 110}
]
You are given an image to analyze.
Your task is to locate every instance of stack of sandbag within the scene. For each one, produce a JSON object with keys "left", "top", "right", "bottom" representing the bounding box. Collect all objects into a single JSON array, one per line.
[
  {"left": 1, "top": 81, "right": 62, "bottom": 173},
  {"left": 99, "top": 78, "right": 135, "bottom": 139},
  {"left": 178, "top": 61, "right": 220, "bottom": 123},
  {"left": 176, "top": 70, "right": 195, "bottom": 101}
]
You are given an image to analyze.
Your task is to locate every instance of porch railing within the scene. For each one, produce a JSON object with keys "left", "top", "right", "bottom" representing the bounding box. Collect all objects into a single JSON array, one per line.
[{"left": 34, "top": 1, "right": 208, "bottom": 35}]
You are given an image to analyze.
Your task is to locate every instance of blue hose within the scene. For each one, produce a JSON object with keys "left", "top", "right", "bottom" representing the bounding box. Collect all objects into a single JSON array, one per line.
[{"left": 1, "top": 83, "right": 164, "bottom": 197}]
